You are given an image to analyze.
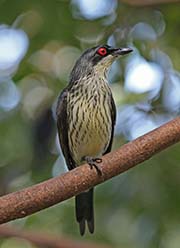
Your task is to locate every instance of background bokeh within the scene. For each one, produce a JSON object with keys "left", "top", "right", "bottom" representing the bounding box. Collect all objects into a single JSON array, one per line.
[{"left": 0, "top": 0, "right": 180, "bottom": 247}]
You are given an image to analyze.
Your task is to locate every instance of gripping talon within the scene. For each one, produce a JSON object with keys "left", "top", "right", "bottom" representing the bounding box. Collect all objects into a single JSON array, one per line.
[
  {"left": 84, "top": 156, "right": 103, "bottom": 176},
  {"left": 94, "top": 158, "right": 102, "bottom": 163}
]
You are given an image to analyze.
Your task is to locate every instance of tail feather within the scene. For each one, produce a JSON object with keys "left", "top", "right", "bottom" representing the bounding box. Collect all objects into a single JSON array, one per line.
[{"left": 75, "top": 188, "right": 94, "bottom": 235}]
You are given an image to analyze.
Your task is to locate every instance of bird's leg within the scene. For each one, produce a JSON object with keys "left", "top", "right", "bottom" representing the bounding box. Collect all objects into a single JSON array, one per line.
[{"left": 84, "top": 156, "right": 102, "bottom": 176}]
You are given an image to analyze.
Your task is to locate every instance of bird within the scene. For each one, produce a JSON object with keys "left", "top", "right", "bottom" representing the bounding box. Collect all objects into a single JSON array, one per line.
[{"left": 56, "top": 44, "right": 132, "bottom": 235}]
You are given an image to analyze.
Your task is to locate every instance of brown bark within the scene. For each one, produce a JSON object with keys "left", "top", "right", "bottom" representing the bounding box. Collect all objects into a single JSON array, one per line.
[{"left": 0, "top": 117, "right": 180, "bottom": 224}]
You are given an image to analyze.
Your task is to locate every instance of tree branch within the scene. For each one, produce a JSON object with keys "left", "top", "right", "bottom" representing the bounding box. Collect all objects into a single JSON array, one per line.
[
  {"left": 0, "top": 117, "right": 180, "bottom": 224},
  {"left": 0, "top": 225, "right": 111, "bottom": 248}
]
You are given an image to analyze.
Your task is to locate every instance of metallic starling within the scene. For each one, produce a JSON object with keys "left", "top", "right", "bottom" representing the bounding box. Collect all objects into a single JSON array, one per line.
[{"left": 56, "top": 44, "right": 132, "bottom": 235}]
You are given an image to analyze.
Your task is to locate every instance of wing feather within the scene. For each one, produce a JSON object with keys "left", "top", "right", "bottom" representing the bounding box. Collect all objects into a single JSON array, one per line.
[
  {"left": 56, "top": 90, "right": 76, "bottom": 170},
  {"left": 104, "top": 94, "right": 116, "bottom": 154}
]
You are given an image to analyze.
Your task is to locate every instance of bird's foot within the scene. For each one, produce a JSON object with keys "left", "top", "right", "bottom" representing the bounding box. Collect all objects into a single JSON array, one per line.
[{"left": 84, "top": 156, "right": 102, "bottom": 176}]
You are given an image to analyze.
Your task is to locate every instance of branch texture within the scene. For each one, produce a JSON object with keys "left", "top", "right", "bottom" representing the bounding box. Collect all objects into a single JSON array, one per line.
[{"left": 0, "top": 117, "right": 180, "bottom": 224}]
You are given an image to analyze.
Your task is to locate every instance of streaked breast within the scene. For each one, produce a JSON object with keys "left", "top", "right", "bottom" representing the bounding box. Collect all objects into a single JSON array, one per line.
[{"left": 67, "top": 78, "right": 112, "bottom": 164}]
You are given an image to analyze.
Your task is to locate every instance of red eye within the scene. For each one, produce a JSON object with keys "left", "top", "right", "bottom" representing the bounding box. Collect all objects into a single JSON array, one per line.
[{"left": 97, "top": 47, "right": 107, "bottom": 56}]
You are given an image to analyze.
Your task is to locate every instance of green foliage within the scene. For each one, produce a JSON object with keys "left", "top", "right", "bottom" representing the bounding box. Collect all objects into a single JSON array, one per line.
[{"left": 0, "top": 1, "right": 180, "bottom": 247}]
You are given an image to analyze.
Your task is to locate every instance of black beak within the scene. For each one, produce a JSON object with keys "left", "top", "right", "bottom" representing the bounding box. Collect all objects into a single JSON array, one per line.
[{"left": 112, "top": 47, "right": 133, "bottom": 56}]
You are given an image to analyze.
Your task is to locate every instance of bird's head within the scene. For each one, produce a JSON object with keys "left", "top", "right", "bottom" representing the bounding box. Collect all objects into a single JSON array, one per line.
[{"left": 70, "top": 45, "right": 133, "bottom": 82}]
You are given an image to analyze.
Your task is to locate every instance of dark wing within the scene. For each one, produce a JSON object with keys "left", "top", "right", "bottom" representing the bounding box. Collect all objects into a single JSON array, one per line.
[
  {"left": 56, "top": 90, "right": 76, "bottom": 170},
  {"left": 103, "top": 94, "right": 116, "bottom": 154}
]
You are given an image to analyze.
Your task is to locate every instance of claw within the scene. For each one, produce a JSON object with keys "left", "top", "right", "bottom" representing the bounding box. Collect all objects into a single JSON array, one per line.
[
  {"left": 94, "top": 158, "right": 102, "bottom": 163},
  {"left": 84, "top": 156, "right": 103, "bottom": 176}
]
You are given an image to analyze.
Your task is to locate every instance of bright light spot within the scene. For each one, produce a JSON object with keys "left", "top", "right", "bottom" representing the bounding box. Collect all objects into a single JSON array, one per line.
[
  {"left": 130, "top": 117, "right": 157, "bottom": 140},
  {"left": 131, "top": 22, "right": 157, "bottom": 41},
  {"left": 150, "top": 48, "right": 172, "bottom": 70},
  {"left": 22, "top": 86, "right": 54, "bottom": 120},
  {"left": 52, "top": 134, "right": 68, "bottom": 176},
  {"left": 125, "top": 56, "right": 164, "bottom": 95},
  {"left": 29, "top": 50, "right": 54, "bottom": 73},
  {"left": 163, "top": 71, "right": 180, "bottom": 112},
  {"left": 0, "top": 78, "right": 21, "bottom": 111},
  {"left": 53, "top": 46, "right": 81, "bottom": 80},
  {"left": 52, "top": 155, "right": 68, "bottom": 177},
  {"left": 107, "top": 34, "right": 116, "bottom": 47},
  {"left": 153, "top": 10, "right": 166, "bottom": 36},
  {"left": 72, "top": 0, "right": 117, "bottom": 20},
  {"left": 108, "top": 60, "right": 121, "bottom": 83},
  {"left": 116, "top": 105, "right": 171, "bottom": 140},
  {"left": 0, "top": 26, "right": 29, "bottom": 73}
]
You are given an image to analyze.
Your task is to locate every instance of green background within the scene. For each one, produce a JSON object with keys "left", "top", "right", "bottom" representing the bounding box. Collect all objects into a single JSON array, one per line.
[{"left": 0, "top": 0, "right": 180, "bottom": 247}]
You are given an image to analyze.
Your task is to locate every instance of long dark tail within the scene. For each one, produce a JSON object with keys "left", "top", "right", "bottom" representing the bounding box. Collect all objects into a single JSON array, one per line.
[{"left": 75, "top": 188, "right": 94, "bottom": 235}]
